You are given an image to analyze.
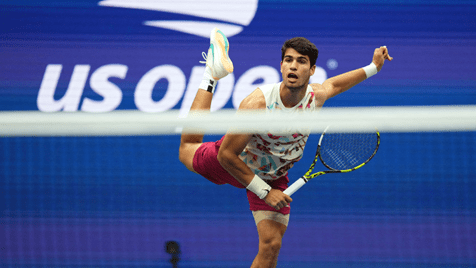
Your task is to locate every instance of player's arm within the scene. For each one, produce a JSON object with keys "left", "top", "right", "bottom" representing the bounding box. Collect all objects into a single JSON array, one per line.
[
  {"left": 217, "top": 130, "right": 254, "bottom": 187},
  {"left": 217, "top": 89, "right": 292, "bottom": 210},
  {"left": 217, "top": 88, "right": 264, "bottom": 189},
  {"left": 312, "top": 46, "right": 393, "bottom": 100}
]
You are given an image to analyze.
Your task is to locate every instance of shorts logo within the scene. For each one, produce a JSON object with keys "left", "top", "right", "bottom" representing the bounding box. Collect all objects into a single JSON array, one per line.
[{"left": 98, "top": 0, "right": 259, "bottom": 38}]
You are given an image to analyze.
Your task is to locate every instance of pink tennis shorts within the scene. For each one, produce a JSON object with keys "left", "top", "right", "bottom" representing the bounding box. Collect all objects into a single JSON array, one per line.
[{"left": 193, "top": 135, "right": 290, "bottom": 215}]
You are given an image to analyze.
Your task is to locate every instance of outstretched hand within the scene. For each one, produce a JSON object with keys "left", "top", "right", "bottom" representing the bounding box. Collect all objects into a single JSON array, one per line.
[
  {"left": 264, "top": 189, "right": 292, "bottom": 210},
  {"left": 373, "top": 46, "right": 393, "bottom": 72}
]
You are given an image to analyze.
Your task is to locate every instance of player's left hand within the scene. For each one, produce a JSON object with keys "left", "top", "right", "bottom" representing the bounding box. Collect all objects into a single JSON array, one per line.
[{"left": 373, "top": 46, "right": 393, "bottom": 72}]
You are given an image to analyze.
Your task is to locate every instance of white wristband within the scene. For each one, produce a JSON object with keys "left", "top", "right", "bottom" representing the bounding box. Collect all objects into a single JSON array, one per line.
[
  {"left": 246, "top": 175, "right": 272, "bottom": 199},
  {"left": 363, "top": 62, "right": 378, "bottom": 79}
]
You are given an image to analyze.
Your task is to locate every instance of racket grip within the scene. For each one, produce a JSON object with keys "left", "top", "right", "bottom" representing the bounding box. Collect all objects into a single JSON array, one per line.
[{"left": 283, "top": 177, "right": 307, "bottom": 196}]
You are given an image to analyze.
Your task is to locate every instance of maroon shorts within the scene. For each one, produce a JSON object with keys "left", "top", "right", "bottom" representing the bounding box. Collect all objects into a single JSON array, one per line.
[{"left": 192, "top": 136, "right": 290, "bottom": 215}]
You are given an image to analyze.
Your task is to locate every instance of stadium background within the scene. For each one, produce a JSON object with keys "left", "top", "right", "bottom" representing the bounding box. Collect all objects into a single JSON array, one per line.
[{"left": 1, "top": 0, "right": 475, "bottom": 267}]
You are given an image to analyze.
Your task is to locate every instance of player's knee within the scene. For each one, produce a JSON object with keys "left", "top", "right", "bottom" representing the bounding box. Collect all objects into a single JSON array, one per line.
[
  {"left": 268, "top": 240, "right": 282, "bottom": 254},
  {"left": 260, "top": 237, "right": 282, "bottom": 254}
]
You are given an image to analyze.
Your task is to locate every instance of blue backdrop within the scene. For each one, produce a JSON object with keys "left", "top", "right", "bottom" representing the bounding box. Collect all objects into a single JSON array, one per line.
[{"left": 1, "top": 0, "right": 475, "bottom": 267}]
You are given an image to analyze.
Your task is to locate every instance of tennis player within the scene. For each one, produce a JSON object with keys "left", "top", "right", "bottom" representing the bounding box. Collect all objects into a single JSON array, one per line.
[{"left": 179, "top": 27, "right": 392, "bottom": 267}]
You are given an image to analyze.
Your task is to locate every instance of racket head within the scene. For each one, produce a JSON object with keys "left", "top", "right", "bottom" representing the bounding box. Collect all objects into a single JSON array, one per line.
[{"left": 317, "top": 128, "right": 380, "bottom": 171}]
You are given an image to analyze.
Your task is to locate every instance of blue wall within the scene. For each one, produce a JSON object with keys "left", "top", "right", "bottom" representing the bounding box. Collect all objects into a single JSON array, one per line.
[{"left": 1, "top": 0, "right": 475, "bottom": 267}]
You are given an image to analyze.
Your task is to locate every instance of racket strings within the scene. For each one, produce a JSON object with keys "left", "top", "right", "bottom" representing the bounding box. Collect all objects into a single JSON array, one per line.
[{"left": 319, "top": 132, "right": 377, "bottom": 170}]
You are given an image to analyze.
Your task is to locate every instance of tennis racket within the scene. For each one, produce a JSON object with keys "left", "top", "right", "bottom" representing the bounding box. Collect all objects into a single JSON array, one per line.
[{"left": 283, "top": 126, "right": 380, "bottom": 196}]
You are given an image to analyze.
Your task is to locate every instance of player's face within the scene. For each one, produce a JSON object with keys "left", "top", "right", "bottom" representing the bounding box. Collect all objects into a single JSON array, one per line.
[{"left": 280, "top": 48, "right": 316, "bottom": 91}]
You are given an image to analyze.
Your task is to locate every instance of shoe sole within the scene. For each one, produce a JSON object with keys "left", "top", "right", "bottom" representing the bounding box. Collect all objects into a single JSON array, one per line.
[{"left": 211, "top": 28, "right": 234, "bottom": 74}]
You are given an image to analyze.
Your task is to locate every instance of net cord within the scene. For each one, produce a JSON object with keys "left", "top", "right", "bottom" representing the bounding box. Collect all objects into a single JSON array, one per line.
[{"left": 0, "top": 105, "right": 475, "bottom": 136}]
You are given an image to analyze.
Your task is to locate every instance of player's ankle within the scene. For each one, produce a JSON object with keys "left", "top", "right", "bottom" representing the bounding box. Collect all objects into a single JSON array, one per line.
[{"left": 199, "top": 67, "right": 217, "bottom": 93}]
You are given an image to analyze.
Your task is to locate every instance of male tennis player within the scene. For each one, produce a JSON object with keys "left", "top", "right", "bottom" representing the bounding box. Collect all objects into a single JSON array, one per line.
[{"left": 179, "top": 27, "right": 392, "bottom": 267}]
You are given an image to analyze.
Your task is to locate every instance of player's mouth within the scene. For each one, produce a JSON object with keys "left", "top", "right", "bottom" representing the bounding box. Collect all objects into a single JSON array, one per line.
[{"left": 288, "top": 73, "right": 298, "bottom": 80}]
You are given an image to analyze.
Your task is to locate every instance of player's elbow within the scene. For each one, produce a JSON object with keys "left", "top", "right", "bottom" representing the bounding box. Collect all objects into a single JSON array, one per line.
[{"left": 217, "top": 148, "right": 234, "bottom": 170}]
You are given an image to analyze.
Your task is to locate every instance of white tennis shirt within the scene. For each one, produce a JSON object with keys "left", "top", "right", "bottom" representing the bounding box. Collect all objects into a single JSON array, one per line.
[{"left": 239, "top": 82, "right": 318, "bottom": 181}]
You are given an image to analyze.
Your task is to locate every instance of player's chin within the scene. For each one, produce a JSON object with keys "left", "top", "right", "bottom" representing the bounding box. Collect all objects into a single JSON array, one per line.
[
  {"left": 284, "top": 80, "right": 305, "bottom": 91},
  {"left": 283, "top": 78, "right": 295, "bottom": 86}
]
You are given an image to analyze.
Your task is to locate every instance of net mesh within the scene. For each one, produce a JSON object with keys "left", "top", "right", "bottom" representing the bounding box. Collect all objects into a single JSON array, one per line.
[{"left": 1, "top": 107, "right": 476, "bottom": 267}]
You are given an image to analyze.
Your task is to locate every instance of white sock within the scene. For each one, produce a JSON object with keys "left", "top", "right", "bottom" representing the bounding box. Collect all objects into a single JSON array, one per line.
[{"left": 198, "top": 66, "right": 217, "bottom": 93}]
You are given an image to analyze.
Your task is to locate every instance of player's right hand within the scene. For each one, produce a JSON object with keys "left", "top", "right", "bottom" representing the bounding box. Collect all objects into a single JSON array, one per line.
[
  {"left": 373, "top": 46, "right": 393, "bottom": 72},
  {"left": 264, "top": 189, "right": 293, "bottom": 210}
]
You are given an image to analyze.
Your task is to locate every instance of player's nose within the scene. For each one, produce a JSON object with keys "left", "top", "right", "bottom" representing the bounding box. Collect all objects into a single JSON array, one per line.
[{"left": 290, "top": 62, "right": 298, "bottom": 70}]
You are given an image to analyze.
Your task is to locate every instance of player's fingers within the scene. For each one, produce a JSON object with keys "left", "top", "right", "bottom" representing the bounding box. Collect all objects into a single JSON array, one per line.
[
  {"left": 276, "top": 200, "right": 288, "bottom": 210},
  {"left": 387, "top": 53, "right": 393, "bottom": 61},
  {"left": 385, "top": 53, "right": 393, "bottom": 61},
  {"left": 285, "top": 195, "right": 293, "bottom": 203},
  {"left": 381, "top": 46, "right": 393, "bottom": 61}
]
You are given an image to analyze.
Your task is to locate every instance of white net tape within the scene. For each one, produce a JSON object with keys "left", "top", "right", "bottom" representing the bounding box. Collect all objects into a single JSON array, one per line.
[{"left": 1, "top": 105, "right": 475, "bottom": 136}]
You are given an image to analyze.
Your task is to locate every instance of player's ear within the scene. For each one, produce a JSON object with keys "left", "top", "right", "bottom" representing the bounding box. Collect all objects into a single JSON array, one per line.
[{"left": 310, "top": 65, "right": 316, "bottom": 76}]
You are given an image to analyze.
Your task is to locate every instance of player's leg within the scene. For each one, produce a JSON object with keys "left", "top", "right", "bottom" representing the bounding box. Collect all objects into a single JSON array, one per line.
[
  {"left": 178, "top": 27, "right": 233, "bottom": 172},
  {"left": 251, "top": 217, "right": 288, "bottom": 268},
  {"left": 179, "top": 90, "right": 213, "bottom": 173},
  {"left": 248, "top": 180, "right": 290, "bottom": 268}
]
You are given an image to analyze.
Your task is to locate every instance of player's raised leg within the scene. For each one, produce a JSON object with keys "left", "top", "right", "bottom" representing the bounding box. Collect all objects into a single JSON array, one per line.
[{"left": 179, "top": 27, "right": 233, "bottom": 172}]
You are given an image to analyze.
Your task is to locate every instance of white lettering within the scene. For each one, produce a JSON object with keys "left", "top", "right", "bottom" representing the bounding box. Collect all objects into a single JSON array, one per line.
[
  {"left": 232, "top": 65, "right": 280, "bottom": 109},
  {"left": 135, "top": 65, "right": 186, "bottom": 112},
  {"left": 37, "top": 64, "right": 90, "bottom": 112},
  {"left": 81, "top": 64, "right": 128, "bottom": 112},
  {"left": 37, "top": 63, "right": 328, "bottom": 113}
]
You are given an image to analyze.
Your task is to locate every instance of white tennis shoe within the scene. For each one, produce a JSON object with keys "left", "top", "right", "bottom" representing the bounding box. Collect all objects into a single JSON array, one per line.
[{"left": 200, "top": 27, "right": 234, "bottom": 80}]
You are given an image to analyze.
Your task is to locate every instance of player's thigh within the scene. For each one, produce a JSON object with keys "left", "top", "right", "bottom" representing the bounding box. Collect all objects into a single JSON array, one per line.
[{"left": 178, "top": 142, "right": 202, "bottom": 173}]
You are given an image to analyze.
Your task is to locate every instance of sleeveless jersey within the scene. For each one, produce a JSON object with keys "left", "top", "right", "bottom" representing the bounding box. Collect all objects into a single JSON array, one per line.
[{"left": 239, "top": 82, "right": 318, "bottom": 181}]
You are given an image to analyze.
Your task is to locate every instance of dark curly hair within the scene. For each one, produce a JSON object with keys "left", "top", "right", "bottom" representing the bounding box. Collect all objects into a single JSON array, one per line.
[{"left": 281, "top": 37, "right": 319, "bottom": 67}]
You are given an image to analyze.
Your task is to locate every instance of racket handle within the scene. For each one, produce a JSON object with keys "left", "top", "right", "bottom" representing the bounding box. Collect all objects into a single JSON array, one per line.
[{"left": 283, "top": 177, "right": 307, "bottom": 196}]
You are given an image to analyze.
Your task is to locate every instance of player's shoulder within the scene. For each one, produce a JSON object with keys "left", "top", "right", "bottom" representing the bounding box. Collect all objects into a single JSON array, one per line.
[
  {"left": 239, "top": 87, "right": 267, "bottom": 110},
  {"left": 310, "top": 83, "right": 328, "bottom": 106}
]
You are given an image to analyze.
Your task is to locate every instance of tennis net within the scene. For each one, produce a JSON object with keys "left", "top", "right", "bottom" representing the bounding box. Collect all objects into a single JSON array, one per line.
[{"left": 1, "top": 105, "right": 475, "bottom": 267}]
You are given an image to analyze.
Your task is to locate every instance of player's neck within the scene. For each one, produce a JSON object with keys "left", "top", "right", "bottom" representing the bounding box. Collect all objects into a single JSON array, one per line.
[{"left": 280, "top": 83, "right": 307, "bottom": 108}]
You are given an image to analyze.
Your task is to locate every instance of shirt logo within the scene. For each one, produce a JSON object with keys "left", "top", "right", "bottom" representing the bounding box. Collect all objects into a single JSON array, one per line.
[{"left": 98, "top": 0, "right": 258, "bottom": 38}]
